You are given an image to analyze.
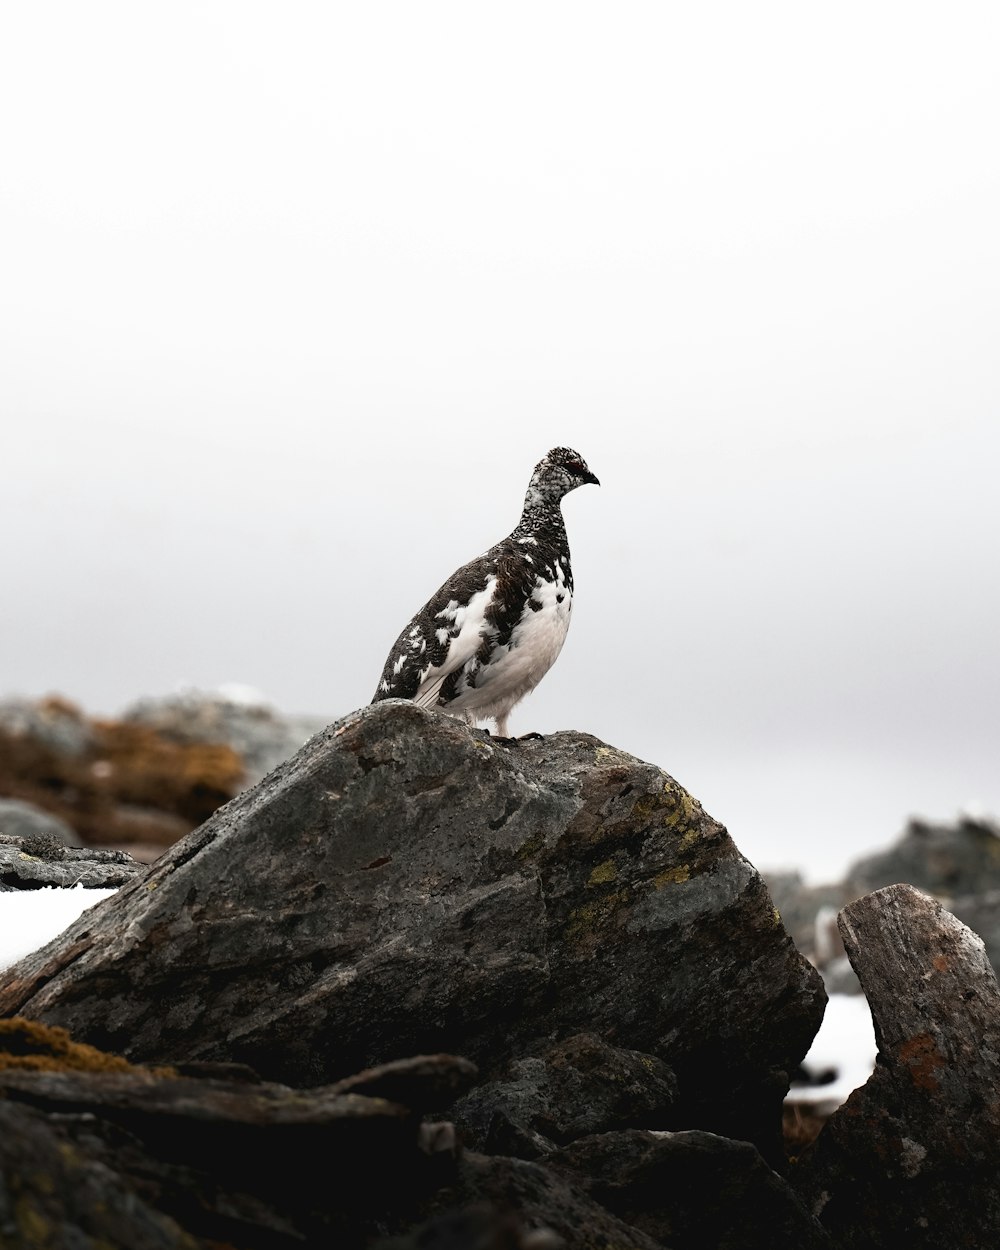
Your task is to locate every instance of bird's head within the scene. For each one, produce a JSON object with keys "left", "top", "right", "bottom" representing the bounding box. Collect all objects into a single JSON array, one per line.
[{"left": 528, "top": 447, "right": 600, "bottom": 506}]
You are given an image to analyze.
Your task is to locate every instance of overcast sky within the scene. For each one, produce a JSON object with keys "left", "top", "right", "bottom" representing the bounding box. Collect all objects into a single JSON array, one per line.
[{"left": 2, "top": 3, "right": 998, "bottom": 882}]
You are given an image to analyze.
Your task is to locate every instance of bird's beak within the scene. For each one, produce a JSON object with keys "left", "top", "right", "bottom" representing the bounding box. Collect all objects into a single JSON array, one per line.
[{"left": 583, "top": 470, "right": 600, "bottom": 486}]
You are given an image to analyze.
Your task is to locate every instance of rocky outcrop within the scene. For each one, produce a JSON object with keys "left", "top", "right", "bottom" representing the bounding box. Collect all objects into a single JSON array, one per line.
[
  {"left": 0, "top": 832, "right": 142, "bottom": 891},
  {"left": 845, "top": 812, "right": 1000, "bottom": 899},
  {"left": 0, "top": 695, "right": 245, "bottom": 850},
  {"left": 792, "top": 884, "right": 1000, "bottom": 1248},
  {"left": 0, "top": 701, "right": 824, "bottom": 1170},
  {"left": 123, "top": 688, "right": 326, "bottom": 785}
]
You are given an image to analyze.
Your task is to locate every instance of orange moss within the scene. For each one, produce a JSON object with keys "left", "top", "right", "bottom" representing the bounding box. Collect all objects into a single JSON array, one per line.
[
  {"left": 0, "top": 1017, "right": 138, "bottom": 1074},
  {"left": 94, "top": 722, "right": 244, "bottom": 824},
  {"left": 0, "top": 706, "right": 245, "bottom": 848}
]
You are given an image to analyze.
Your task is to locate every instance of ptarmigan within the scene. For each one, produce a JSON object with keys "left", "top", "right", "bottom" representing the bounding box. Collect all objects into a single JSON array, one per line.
[{"left": 372, "top": 447, "right": 599, "bottom": 738}]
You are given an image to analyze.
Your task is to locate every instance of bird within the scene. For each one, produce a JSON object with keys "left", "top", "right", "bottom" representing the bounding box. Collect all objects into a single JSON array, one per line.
[{"left": 371, "top": 447, "right": 599, "bottom": 739}]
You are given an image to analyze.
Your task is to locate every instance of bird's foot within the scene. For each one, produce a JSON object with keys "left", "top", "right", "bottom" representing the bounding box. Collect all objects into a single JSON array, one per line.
[{"left": 490, "top": 731, "right": 544, "bottom": 746}]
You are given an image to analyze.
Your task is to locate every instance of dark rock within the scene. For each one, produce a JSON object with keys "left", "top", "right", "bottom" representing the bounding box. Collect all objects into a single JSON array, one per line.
[
  {"left": 0, "top": 701, "right": 824, "bottom": 1164},
  {"left": 374, "top": 1204, "right": 565, "bottom": 1250},
  {"left": 0, "top": 1064, "right": 454, "bottom": 1248},
  {"left": 792, "top": 884, "right": 1000, "bottom": 1249},
  {"left": 845, "top": 812, "right": 1000, "bottom": 899},
  {"left": 418, "top": 1151, "right": 664, "bottom": 1250},
  {"left": 0, "top": 832, "right": 142, "bottom": 890},
  {"left": 550, "top": 1128, "right": 833, "bottom": 1248},
  {"left": 329, "top": 1053, "right": 480, "bottom": 1114},
  {"left": 454, "top": 1033, "right": 679, "bottom": 1157},
  {"left": 0, "top": 797, "right": 83, "bottom": 846},
  {"left": 0, "top": 1099, "right": 192, "bottom": 1249}
]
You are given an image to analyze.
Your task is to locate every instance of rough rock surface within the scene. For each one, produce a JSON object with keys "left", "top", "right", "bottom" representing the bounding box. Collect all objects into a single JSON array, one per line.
[
  {"left": 0, "top": 1059, "right": 459, "bottom": 1249},
  {"left": 0, "top": 832, "right": 142, "bottom": 890},
  {"left": 0, "top": 700, "right": 824, "bottom": 1161},
  {"left": 454, "top": 1032, "right": 679, "bottom": 1157},
  {"left": 1, "top": 1023, "right": 771, "bottom": 1250},
  {"left": 793, "top": 884, "right": 1000, "bottom": 1248}
]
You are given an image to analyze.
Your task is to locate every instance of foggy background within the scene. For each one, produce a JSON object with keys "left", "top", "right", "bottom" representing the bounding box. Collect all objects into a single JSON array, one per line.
[{"left": 2, "top": 3, "right": 997, "bottom": 883}]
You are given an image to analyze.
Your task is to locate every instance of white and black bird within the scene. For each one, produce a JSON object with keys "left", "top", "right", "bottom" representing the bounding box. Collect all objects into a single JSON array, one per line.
[{"left": 372, "top": 447, "right": 599, "bottom": 738}]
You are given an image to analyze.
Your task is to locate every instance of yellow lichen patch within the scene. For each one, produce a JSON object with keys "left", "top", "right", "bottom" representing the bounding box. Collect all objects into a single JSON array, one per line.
[
  {"left": 681, "top": 827, "right": 701, "bottom": 847},
  {"left": 0, "top": 1017, "right": 171, "bottom": 1076},
  {"left": 772, "top": 907, "right": 782, "bottom": 926},
  {"left": 660, "top": 784, "right": 697, "bottom": 830},
  {"left": 629, "top": 782, "right": 701, "bottom": 836},
  {"left": 564, "top": 889, "right": 630, "bottom": 946},
  {"left": 587, "top": 859, "right": 618, "bottom": 886},
  {"left": 652, "top": 865, "right": 691, "bottom": 887}
]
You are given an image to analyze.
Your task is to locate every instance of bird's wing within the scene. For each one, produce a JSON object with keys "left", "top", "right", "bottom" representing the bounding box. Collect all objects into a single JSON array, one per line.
[{"left": 372, "top": 558, "right": 500, "bottom": 704}]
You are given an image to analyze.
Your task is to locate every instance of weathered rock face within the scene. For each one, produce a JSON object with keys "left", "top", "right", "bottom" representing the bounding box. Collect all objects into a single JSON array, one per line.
[
  {"left": 0, "top": 700, "right": 824, "bottom": 1159},
  {"left": 0, "top": 832, "right": 141, "bottom": 891},
  {"left": 0, "top": 1056, "right": 468, "bottom": 1249},
  {"left": 792, "top": 884, "right": 1000, "bottom": 1249}
]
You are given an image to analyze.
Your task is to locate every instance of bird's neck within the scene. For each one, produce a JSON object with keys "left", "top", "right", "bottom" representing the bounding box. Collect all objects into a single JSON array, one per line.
[{"left": 514, "top": 492, "right": 567, "bottom": 547}]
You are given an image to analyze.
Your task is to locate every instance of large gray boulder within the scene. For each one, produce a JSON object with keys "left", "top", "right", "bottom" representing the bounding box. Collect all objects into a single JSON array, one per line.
[{"left": 0, "top": 700, "right": 824, "bottom": 1159}]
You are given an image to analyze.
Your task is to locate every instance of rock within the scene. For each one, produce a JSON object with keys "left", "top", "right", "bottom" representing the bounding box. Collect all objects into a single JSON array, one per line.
[
  {"left": 0, "top": 1063, "right": 453, "bottom": 1248},
  {"left": 945, "top": 887, "right": 1000, "bottom": 973},
  {"left": 0, "top": 1100, "right": 192, "bottom": 1250},
  {"left": 763, "top": 871, "right": 848, "bottom": 963},
  {"left": 123, "top": 688, "right": 327, "bottom": 785},
  {"left": 0, "top": 832, "right": 142, "bottom": 890},
  {"left": 0, "top": 701, "right": 824, "bottom": 1164},
  {"left": 454, "top": 1033, "right": 679, "bottom": 1157},
  {"left": 845, "top": 812, "right": 1000, "bottom": 899},
  {"left": 0, "top": 696, "right": 246, "bottom": 848},
  {"left": 0, "top": 797, "right": 83, "bottom": 845},
  {"left": 0, "top": 694, "right": 94, "bottom": 756},
  {"left": 412, "top": 1151, "right": 664, "bottom": 1250},
  {"left": 328, "top": 1053, "right": 480, "bottom": 1113},
  {"left": 550, "top": 1129, "right": 834, "bottom": 1248},
  {"left": 792, "top": 884, "right": 1000, "bottom": 1248}
]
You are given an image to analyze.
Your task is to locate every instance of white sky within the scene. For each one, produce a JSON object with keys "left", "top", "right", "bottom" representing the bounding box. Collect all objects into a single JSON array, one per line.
[{"left": 2, "top": 3, "right": 998, "bottom": 881}]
